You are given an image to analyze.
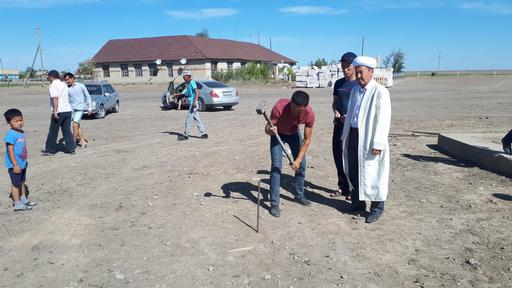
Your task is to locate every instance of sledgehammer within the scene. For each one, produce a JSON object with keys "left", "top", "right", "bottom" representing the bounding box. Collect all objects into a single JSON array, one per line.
[{"left": 256, "top": 101, "right": 294, "bottom": 166}]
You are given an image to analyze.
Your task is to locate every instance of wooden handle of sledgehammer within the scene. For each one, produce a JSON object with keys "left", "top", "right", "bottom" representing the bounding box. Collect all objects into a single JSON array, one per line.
[{"left": 262, "top": 112, "right": 294, "bottom": 166}]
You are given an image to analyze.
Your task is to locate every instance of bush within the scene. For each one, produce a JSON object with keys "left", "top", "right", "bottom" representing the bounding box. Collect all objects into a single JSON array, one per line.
[{"left": 212, "top": 62, "right": 270, "bottom": 83}]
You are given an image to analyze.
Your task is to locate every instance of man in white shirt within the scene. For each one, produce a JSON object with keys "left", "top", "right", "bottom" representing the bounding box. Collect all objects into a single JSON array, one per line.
[
  {"left": 42, "top": 70, "right": 75, "bottom": 155},
  {"left": 341, "top": 56, "right": 391, "bottom": 224}
]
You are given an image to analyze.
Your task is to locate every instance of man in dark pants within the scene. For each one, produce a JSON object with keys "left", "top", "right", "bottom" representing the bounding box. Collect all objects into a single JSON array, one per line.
[
  {"left": 502, "top": 130, "right": 512, "bottom": 154},
  {"left": 331, "top": 52, "right": 358, "bottom": 198},
  {"left": 265, "top": 91, "right": 315, "bottom": 217},
  {"left": 42, "top": 70, "right": 75, "bottom": 155}
]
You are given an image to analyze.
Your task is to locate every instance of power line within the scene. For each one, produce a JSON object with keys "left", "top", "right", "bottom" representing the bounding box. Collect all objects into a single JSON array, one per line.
[{"left": 41, "top": 31, "right": 96, "bottom": 57}]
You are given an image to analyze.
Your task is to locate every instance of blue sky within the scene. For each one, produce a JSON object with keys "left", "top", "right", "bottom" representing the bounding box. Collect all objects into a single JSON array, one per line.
[{"left": 0, "top": 0, "right": 511, "bottom": 72}]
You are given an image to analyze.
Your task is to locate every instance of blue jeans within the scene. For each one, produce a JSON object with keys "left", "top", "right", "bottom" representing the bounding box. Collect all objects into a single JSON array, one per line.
[
  {"left": 270, "top": 133, "right": 307, "bottom": 207},
  {"left": 184, "top": 107, "right": 207, "bottom": 136}
]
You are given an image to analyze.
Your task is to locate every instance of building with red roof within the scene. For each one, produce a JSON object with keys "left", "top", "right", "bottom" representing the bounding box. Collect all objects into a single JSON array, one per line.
[{"left": 91, "top": 35, "right": 296, "bottom": 83}]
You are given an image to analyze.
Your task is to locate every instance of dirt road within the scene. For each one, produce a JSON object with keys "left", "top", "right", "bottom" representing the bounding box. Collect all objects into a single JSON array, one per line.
[{"left": 0, "top": 76, "right": 511, "bottom": 287}]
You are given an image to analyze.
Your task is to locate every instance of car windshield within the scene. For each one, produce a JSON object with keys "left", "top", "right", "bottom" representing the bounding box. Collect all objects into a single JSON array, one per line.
[
  {"left": 203, "top": 81, "right": 228, "bottom": 88},
  {"left": 85, "top": 84, "right": 103, "bottom": 95}
]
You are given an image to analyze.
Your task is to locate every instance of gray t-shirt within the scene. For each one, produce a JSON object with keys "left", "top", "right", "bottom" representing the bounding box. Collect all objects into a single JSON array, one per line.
[
  {"left": 68, "top": 82, "right": 92, "bottom": 111},
  {"left": 333, "top": 78, "right": 358, "bottom": 114}
]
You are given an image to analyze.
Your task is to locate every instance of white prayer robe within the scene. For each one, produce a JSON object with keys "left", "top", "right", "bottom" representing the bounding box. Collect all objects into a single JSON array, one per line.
[{"left": 341, "top": 79, "right": 391, "bottom": 201}]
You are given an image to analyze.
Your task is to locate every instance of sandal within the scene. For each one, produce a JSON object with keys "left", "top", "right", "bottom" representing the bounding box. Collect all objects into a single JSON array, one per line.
[{"left": 330, "top": 189, "right": 343, "bottom": 197}]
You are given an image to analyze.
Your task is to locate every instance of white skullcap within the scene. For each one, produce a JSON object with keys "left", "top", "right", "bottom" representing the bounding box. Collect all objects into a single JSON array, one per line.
[
  {"left": 353, "top": 56, "right": 377, "bottom": 69},
  {"left": 182, "top": 70, "right": 192, "bottom": 76}
]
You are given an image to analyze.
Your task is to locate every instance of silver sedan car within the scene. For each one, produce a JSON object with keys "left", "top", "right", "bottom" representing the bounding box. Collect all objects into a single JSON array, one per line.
[
  {"left": 84, "top": 82, "right": 120, "bottom": 119},
  {"left": 161, "top": 80, "right": 239, "bottom": 111}
]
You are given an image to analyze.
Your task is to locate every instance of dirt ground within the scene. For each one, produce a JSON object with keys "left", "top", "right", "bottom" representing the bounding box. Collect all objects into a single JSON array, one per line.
[{"left": 0, "top": 76, "right": 511, "bottom": 288}]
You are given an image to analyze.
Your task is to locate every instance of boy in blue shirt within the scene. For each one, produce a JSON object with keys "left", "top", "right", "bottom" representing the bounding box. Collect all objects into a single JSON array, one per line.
[
  {"left": 175, "top": 70, "right": 208, "bottom": 140},
  {"left": 4, "top": 109, "right": 36, "bottom": 211}
]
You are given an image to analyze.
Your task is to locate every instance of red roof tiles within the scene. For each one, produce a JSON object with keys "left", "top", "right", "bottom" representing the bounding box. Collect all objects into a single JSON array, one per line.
[{"left": 92, "top": 35, "right": 296, "bottom": 64}]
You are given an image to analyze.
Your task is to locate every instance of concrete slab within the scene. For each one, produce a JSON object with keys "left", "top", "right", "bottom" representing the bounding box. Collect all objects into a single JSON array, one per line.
[{"left": 437, "top": 133, "right": 512, "bottom": 177}]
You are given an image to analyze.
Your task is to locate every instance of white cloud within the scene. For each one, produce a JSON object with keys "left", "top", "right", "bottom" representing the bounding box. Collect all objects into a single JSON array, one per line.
[
  {"left": 166, "top": 8, "right": 238, "bottom": 19},
  {"left": 460, "top": 1, "right": 512, "bottom": 15},
  {"left": 0, "top": 0, "right": 100, "bottom": 8},
  {"left": 359, "top": 0, "right": 446, "bottom": 10},
  {"left": 279, "top": 6, "right": 348, "bottom": 15}
]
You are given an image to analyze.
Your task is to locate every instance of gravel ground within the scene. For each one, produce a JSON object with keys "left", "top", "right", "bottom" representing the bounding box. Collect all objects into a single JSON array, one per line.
[{"left": 0, "top": 76, "right": 511, "bottom": 288}]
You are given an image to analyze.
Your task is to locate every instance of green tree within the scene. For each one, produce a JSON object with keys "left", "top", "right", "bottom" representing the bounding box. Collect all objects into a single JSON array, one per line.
[
  {"left": 383, "top": 49, "right": 406, "bottom": 73},
  {"left": 313, "top": 58, "right": 328, "bottom": 68},
  {"left": 76, "top": 59, "right": 95, "bottom": 76},
  {"left": 196, "top": 28, "right": 209, "bottom": 38},
  {"left": 19, "top": 66, "right": 36, "bottom": 79}
]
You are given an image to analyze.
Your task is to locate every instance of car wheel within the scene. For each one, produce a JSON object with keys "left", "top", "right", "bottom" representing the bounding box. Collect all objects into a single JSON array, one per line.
[
  {"left": 198, "top": 98, "right": 206, "bottom": 112},
  {"left": 223, "top": 105, "right": 233, "bottom": 110},
  {"left": 112, "top": 101, "right": 120, "bottom": 113},
  {"left": 162, "top": 96, "right": 176, "bottom": 110},
  {"left": 95, "top": 104, "right": 106, "bottom": 119}
]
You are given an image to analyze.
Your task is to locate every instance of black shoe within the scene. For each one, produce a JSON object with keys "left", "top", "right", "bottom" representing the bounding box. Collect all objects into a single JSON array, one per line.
[
  {"left": 177, "top": 135, "right": 189, "bottom": 141},
  {"left": 200, "top": 134, "right": 209, "bottom": 139},
  {"left": 270, "top": 205, "right": 281, "bottom": 217},
  {"left": 65, "top": 151, "right": 76, "bottom": 155},
  {"left": 365, "top": 211, "right": 383, "bottom": 223},
  {"left": 295, "top": 197, "right": 311, "bottom": 206},
  {"left": 41, "top": 150, "right": 56, "bottom": 156},
  {"left": 503, "top": 142, "right": 512, "bottom": 155}
]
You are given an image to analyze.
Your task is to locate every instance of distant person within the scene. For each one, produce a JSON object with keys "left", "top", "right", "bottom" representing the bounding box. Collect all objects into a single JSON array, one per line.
[
  {"left": 175, "top": 71, "right": 208, "bottom": 140},
  {"left": 265, "top": 91, "right": 314, "bottom": 217},
  {"left": 502, "top": 130, "right": 512, "bottom": 155},
  {"left": 64, "top": 72, "right": 92, "bottom": 147},
  {"left": 331, "top": 52, "right": 358, "bottom": 199},
  {"left": 42, "top": 70, "right": 75, "bottom": 155},
  {"left": 341, "top": 56, "right": 391, "bottom": 224},
  {"left": 4, "top": 109, "right": 37, "bottom": 211}
]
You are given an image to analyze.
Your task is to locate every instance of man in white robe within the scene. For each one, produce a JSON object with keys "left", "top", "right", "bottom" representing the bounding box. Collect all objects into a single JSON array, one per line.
[{"left": 341, "top": 56, "right": 391, "bottom": 223}]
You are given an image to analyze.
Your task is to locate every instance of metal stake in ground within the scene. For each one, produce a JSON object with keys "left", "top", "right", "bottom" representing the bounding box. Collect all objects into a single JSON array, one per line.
[
  {"left": 256, "top": 101, "right": 294, "bottom": 166},
  {"left": 257, "top": 179, "right": 261, "bottom": 233}
]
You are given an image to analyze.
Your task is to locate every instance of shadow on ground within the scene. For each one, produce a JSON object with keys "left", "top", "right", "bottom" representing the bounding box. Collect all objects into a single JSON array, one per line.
[
  {"left": 209, "top": 170, "right": 351, "bottom": 214},
  {"left": 493, "top": 193, "right": 512, "bottom": 201},
  {"left": 401, "top": 144, "right": 475, "bottom": 168}
]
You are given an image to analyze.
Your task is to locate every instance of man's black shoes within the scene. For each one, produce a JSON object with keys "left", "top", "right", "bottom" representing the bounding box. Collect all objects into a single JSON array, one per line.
[
  {"left": 200, "top": 134, "right": 209, "bottom": 139},
  {"left": 177, "top": 135, "right": 189, "bottom": 141},
  {"left": 295, "top": 197, "right": 311, "bottom": 206},
  {"left": 365, "top": 211, "right": 383, "bottom": 224},
  {"left": 270, "top": 205, "right": 281, "bottom": 217}
]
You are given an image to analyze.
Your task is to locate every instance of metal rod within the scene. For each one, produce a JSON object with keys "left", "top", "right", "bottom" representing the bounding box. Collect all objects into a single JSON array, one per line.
[{"left": 257, "top": 180, "right": 261, "bottom": 233}]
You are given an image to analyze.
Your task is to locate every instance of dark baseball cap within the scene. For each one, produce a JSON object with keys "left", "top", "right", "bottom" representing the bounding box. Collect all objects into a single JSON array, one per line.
[{"left": 340, "top": 52, "right": 357, "bottom": 64}]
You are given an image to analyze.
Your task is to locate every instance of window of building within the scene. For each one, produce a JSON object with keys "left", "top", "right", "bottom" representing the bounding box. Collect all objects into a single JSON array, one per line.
[
  {"left": 148, "top": 63, "right": 158, "bottom": 76},
  {"left": 167, "top": 63, "right": 173, "bottom": 77},
  {"left": 134, "top": 64, "right": 142, "bottom": 77},
  {"left": 121, "top": 64, "right": 129, "bottom": 77},
  {"left": 227, "top": 62, "right": 233, "bottom": 71},
  {"left": 102, "top": 65, "right": 110, "bottom": 78},
  {"left": 211, "top": 61, "right": 218, "bottom": 73}
]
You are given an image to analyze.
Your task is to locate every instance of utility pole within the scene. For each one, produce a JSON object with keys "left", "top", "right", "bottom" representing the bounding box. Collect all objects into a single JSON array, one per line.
[
  {"left": 0, "top": 58, "right": 4, "bottom": 80},
  {"left": 437, "top": 52, "right": 441, "bottom": 71},
  {"left": 361, "top": 36, "right": 365, "bottom": 56},
  {"left": 269, "top": 37, "right": 272, "bottom": 51},
  {"left": 23, "top": 26, "right": 44, "bottom": 88},
  {"left": 257, "top": 32, "right": 260, "bottom": 45}
]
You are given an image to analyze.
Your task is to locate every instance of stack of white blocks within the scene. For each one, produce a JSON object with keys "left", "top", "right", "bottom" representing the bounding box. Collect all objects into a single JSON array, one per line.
[{"left": 295, "top": 65, "right": 394, "bottom": 88}]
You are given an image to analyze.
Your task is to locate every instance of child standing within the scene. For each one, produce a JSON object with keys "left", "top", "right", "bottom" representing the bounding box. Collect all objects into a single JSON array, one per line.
[{"left": 4, "top": 109, "right": 36, "bottom": 211}]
